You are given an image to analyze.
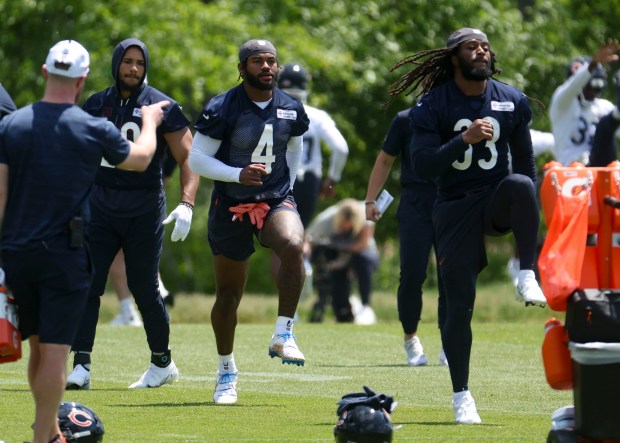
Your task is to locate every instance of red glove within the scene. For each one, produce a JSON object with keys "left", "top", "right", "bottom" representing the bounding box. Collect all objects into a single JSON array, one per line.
[{"left": 229, "top": 202, "right": 271, "bottom": 229}]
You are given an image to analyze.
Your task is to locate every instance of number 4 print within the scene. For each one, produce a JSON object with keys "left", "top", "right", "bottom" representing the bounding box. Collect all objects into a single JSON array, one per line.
[{"left": 251, "top": 124, "right": 276, "bottom": 173}]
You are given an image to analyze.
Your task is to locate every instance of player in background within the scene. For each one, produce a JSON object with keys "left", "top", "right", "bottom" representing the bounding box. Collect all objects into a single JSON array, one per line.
[
  {"left": 109, "top": 150, "right": 178, "bottom": 327},
  {"left": 66, "top": 38, "right": 199, "bottom": 390},
  {"left": 0, "top": 83, "right": 16, "bottom": 120},
  {"left": 273, "top": 63, "right": 349, "bottom": 300},
  {"left": 389, "top": 27, "right": 546, "bottom": 424},
  {"left": 550, "top": 40, "right": 620, "bottom": 167},
  {"left": 365, "top": 107, "right": 448, "bottom": 366},
  {"left": 189, "top": 39, "right": 309, "bottom": 405},
  {"left": 277, "top": 63, "right": 349, "bottom": 226},
  {"left": 0, "top": 39, "right": 166, "bottom": 443}
]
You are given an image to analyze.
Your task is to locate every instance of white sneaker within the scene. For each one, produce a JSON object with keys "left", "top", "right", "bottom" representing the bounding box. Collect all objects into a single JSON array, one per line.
[
  {"left": 129, "top": 360, "right": 179, "bottom": 388},
  {"left": 515, "top": 270, "right": 547, "bottom": 307},
  {"left": 404, "top": 336, "right": 428, "bottom": 366},
  {"left": 453, "top": 390, "right": 482, "bottom": 424},
  {"left": 269, "top": 333, "right": 305, "bottom": 366},
  {"left": 66, "top": 364, "right": 91, "bottom": 390},
  {"left": 109, "top": 311, "right": 143, "bottom": 327},
  {"left": 506, "top": 257, "right": 520, "bottom": 288},
  {"left": 438, "top": 348, "right": 449, "bottom": 367},
  {"left": 213, "top": 371, "right": 238, "bottom": 405},
  {"left": 349, "top": 295, "right": 364, "bottom": 317},
  {"left": 354, "top": 306, "right": 377, "bottom": 325}
]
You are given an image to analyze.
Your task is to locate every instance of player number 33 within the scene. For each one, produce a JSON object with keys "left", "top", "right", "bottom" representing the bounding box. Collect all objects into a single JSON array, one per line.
[{"left": 451, "top": 116, "right": 499, "bottom": 171}]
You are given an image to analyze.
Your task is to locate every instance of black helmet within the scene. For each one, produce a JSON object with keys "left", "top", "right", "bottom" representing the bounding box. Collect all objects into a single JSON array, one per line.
[
  {"left": 334, "top": 386, "right": 396, "bottom": 443},
  {"left": 278, "top": 63, "right": 309, "bottom": 91},
  {"left": 58, "top": 402, "right": 105, "bottom": 442},
  {"left": 588, "top": 63, "right": 608, "bottom": 93},
  {"left": 566, "top": 56, "right": 607, "bottom": 97}
]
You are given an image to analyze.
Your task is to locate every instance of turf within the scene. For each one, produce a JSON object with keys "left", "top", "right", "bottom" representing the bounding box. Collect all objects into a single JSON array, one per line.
[{"left": 0, "top": 296, "right": 572, "bottom": 442}]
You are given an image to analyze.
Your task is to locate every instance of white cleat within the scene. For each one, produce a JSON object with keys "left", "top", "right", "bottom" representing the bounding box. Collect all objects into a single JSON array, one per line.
[
  {"left": 213, "top": 371, "right": 238, "bottom": 405},
  {"left": 109, "top": 311, "right": 143, "bottom": 327},
  {"left": 438, "top": 348, "right": 449, "bottom": 367},
  {"left": 129, "top": 360, "right": 179, "bottom": 388},
  {"left": 515, "top": 270, "right": 547, "bottom": 307},
  {"left": 269, "top": 333, "right": 305, "bottom": 366},
  {"left": 453, "top": 390, "right": 482, "bottom": 424},
  {"left": 66, "top": 364, "right": 91, "bottom": 390},
  {"left": 404, "top": 336, "right": 428, "bottom": 366}
]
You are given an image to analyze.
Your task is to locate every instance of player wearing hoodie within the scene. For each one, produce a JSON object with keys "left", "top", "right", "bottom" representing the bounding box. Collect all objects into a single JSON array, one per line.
[{"left": 66, "top": 38, "right": 198, "bottom": 390}]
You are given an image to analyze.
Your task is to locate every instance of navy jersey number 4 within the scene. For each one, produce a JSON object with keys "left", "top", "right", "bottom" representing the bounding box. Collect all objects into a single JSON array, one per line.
[{"left": 195, "top": 84, "right": 309, "bottom": 202}]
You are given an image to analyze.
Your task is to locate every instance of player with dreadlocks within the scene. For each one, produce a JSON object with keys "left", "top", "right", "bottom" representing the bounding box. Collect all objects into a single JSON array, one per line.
[{"left": 388, "top": 27, "right": 546, "bottom": 424}]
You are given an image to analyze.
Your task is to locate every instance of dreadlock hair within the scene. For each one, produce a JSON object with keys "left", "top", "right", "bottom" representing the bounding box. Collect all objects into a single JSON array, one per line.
[{"left": 388, "top": 46, "right": 501, "bottom": 99}]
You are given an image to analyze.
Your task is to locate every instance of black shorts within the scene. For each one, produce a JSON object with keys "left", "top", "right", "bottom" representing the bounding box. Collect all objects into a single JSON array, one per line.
[
  {"left": 2, "top": 237, "right": 93, "bottom": 344},
  {"left": 433, "top": 187, "right": 508, "bottom": 274},
  {"left": 208, "top": 191, "right": 299, "bottom": 260}
]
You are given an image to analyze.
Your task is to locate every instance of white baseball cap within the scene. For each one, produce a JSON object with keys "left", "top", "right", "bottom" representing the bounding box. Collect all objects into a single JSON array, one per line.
[{"left": 45, "top": 40, "right": 90, "bottom": 78}]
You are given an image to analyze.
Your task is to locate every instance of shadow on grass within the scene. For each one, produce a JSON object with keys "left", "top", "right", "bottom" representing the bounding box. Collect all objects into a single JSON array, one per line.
[
  {"left": 110, "top": 401, "right": 275, "bottom": 408},
  {"left": 317, "top": 363, "right": 448, "bottom": 368}
]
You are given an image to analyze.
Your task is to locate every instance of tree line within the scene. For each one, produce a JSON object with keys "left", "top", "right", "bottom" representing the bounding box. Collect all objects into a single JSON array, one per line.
[{"left": 1, "top": 0, "right": 618, "bottom": 293}]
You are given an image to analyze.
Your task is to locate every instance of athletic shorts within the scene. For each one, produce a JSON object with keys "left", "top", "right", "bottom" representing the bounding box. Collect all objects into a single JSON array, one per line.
[
  {"left": 433, "top": 187, "right": 502, "bottom": 274},
  {"left": 208, "top": 190, "right": 299, "bottom": 260},
  {"left": 2, "top": 236, "right": 93, "bottom": 344}
]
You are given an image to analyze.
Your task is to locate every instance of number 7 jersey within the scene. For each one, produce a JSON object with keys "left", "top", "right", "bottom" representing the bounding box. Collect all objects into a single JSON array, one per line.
[
  {"left": 195, "top": 84, "right": 309, "bottom": 202},
  {"left": 410, "top": 78, "right": 536, "bottom": 202}
]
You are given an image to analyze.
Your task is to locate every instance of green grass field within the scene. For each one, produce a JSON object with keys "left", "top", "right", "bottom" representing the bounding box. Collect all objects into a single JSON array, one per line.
[{"left": 0, "top": 282, "right": 573, "bottom": 442}]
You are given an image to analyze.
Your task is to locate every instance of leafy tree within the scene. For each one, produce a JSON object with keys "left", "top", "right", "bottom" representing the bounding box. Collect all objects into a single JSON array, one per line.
[{"left": 0, "top": 0, "right": 618, "bottom": 292}]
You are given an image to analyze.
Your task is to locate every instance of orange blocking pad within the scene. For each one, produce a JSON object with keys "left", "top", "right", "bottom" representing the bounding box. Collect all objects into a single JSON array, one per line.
[
  {"left": 540, "top": 161, "right": 620, "bottom": 296},
  {"left": 0, "top": 290, "right": 21, "bottom": 363}
]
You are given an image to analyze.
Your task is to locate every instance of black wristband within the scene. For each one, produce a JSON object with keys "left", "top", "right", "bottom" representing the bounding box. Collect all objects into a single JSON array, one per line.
[{"left": 179, "top": 201, "right": 194, "bottom": 210}]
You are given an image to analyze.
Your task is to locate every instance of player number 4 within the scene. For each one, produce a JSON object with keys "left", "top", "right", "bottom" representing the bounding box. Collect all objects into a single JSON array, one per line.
[{"left": 251, "top": 124, "right": 275, "bottom": 173}]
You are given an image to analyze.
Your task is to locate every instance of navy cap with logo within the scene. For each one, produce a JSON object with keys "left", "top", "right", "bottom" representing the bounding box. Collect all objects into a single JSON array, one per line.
[
  {"left": 447, "top": 27, "right": 488, "bottom": 49},
  {"left": 238, "top": 39, "right": 277, "bottom": 63}
]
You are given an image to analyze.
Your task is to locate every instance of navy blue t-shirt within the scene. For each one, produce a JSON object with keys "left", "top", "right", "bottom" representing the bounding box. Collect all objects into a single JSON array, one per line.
[
  {"left": 383, "top": 107, "right": 435, "bottom": 189},
  {"left": 0, "top": 102, "right": 130, "bottom": 249},
  {"left": 410, "top": 78, "right": 535, "bottom": 202},
  {"left": 84, "top": 84, "right": 189, "bottom": 216},
  {"left": 195, "top": 84, "right": 309, "bottom": 202}
]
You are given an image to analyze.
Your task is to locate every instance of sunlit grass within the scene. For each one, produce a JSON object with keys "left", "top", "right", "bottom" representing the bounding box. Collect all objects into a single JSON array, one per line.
[{"left": 1, "top": 282, "right": 569, "bottom": 442}]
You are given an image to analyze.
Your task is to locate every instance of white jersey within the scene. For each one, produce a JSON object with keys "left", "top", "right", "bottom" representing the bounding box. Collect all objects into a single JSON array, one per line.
[
  {"left": 549, "top": 63, "right": 615, "bottom": 165},
  {"left": 530, "top": 129, "right": 555, "bottom": 157},
  {"left": 299, "top": 104, "right": 348, "bottom": 181}
]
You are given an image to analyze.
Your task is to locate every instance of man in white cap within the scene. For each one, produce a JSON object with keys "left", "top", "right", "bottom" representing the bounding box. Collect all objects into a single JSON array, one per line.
[{"left": 0, "top": 39, "right": 168, "bottom": 443}]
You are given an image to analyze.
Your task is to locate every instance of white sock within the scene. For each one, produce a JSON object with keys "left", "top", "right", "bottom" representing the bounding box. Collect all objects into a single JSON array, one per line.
[
  {"left": 274, "top": 316, "right": 294, "bottom": 335},
  {"left": 518, "top": 269, "right": 535, "bottom": 282},
  {"left": 119, "top": 298, "right": 136, "bottom": 316},
  {"left": 453, "top": 390, "right": 470, "bottom": 401},
  {"left": 218, "top": 353, "right": 237, "bottom": 374},
  {"left": 158, "top": 274, "right": 169, "bottom": 297}
]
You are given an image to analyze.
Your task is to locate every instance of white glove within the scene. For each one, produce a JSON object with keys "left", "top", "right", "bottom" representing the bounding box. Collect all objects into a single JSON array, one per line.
[{"left": 163, "top": 203, "right": 193, "bottom": 241}]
